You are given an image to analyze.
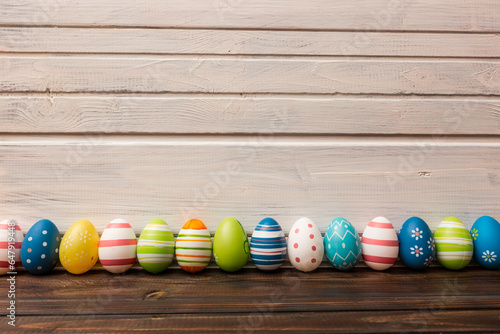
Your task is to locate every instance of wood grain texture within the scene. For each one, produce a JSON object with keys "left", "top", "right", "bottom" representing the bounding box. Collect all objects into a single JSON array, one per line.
[
  {"left": 7, "top": 311, "right": 500, "bottom": 333},
  {"left": 3, "top": 27, "right": 500, "bottom": 57},
  {"left": 1, "top": 56, "right": 500, "bottom": 95},
  {"left": 1, "top": 268, "right": 499, "bottom": 315},
  {"left": 1, "top": 0, "right": 499, "bottom": 32},
  {"left": 0, "top": 268, "right": 498, "bottom": 333},
  {"left": 1, "top": 95, "right": 499, "bottom": 135},
  {"left": 1, "top": 138, "right": 499, "bottom": 232}
]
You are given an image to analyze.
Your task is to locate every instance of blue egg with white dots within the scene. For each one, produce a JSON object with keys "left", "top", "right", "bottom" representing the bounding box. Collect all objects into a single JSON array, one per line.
[
  {"left": 21, "top": 219, "right": 61, "bottom": 274},
  {"left": 398, "top": 217, "right": 435, "bottom": 270}
]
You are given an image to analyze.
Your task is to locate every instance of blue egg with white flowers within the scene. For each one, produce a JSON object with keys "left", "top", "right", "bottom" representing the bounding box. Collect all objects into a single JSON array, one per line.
[
  {"left": 398, "top": 217, "right": 435, "bottom": 270},
  {"left": 471, "top": 216, "right": 500, "bottom": 269},
  {"left": 21, "top": 219, "right": 61, "bottom": 274}
]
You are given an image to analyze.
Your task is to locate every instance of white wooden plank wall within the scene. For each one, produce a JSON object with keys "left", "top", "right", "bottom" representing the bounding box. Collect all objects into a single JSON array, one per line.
[{"left": 0, "top": 0, "right": 499, "bottom": 235}]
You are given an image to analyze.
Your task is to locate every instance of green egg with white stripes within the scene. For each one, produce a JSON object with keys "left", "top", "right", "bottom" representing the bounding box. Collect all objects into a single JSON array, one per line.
[
  {"left": 435, "top": 217, "right": 473, "bottom": 270},
  {"left": 137, "top": 219, "right": 175, "bottom": 274}
]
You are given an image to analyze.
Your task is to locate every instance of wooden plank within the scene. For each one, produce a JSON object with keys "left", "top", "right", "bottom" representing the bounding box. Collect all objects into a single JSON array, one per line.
[
  {"left": 1, "top": 95, "right": 499, "bottom": 135},
  {"left": 1, "top": 137, "right": 500, "bottom": 232},
  {"left": 1, "top": 56, "right": 500, "bottom": 95},
  {"left": 3, "top": 28, "right": 500, "bottom": 57},
  {"left": 0, "top": 95, "right": 498, "bottom": 135},
  {"left": 0, "top": 0, "right": 499, "bottom": 32},
  {"left": 1, "top": 268, "right": 499, "bottom": 316},
  {"left": 6, "top": 310, "right": 500, "bottom": 333}
]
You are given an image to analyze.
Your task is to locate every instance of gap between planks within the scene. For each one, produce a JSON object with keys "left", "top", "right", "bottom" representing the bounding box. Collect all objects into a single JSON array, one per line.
[
  {"left": 3, "top": 92, "right": 500, "bottom": 98},
  {"left": 4, "top": 52, "right": 500, "bottom": 60},
  {"left": 2, "top": 134, "right": 500, "bottom": 145},
  {"left": 2, "top": 53, "right": 500, "bottom": 62},
  {"left": 3, "top": 133, "right": 500, "bottom": 141},
  {"left": 4, "top": 92, "right": 500, "bottom": 98},
  {"left": 2, "top": 25, "right": 500, "bottom": 34}
]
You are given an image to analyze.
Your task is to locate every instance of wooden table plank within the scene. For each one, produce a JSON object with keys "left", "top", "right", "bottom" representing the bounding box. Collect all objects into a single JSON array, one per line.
[
  {"left": 5, "top": 310, "right": 500, "bottom": 333},
  {"left": 1, "top": 268, "right": 499, "bottom": 316}
]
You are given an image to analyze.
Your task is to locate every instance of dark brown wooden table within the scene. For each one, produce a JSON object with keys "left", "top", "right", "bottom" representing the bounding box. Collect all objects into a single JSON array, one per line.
[{"left": 1, "top": 267, "right": 499, "bottom": 333}]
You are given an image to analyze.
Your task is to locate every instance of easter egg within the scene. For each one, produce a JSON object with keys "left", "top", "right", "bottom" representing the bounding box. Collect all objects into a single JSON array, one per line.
[
  {"left": 471, "top": 216, "right": 500, "bottom": 269},
  {"left": 213, "top": 218, "right": 249, "bottom": 272},
  {"left": 361, "top": 217, "right": 398, "bottom": 271},
  {"left": 0, "top": 220, "right": 24, "bottom": 275},
  {"left": 59, "top": 220, "right": 100, "bottom": 275},
  {"left": 324, "top": 217, "right": 361, "bottom": 271},
  {"left": 98, "top": 218, "right": 137, "bottom": 274},
  {"left": 137, "top": 219, "right": 175, "bottom": 274},
  {"left": 250, "top": 218, "right": 287, "bottom": 271},
  {"left": 398, "top": 217, "right": 435, "bottom": 270},
  {"left": 175, "top": 219, "right": 212, "bottom": 273},
  {"left": 288, "top": 217, "right": 323, "bottom": 272},
  {"left": 21, "top": 219, "right": 61, "bottom": 274},
  {"left": 435, "top": 217, "right": 473, "bottom": 270}
]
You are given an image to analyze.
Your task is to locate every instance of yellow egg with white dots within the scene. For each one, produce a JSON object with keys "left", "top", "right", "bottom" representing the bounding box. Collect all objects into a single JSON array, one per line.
[{"left": 59, "top": 220, "right": 100, "bottom": 274}]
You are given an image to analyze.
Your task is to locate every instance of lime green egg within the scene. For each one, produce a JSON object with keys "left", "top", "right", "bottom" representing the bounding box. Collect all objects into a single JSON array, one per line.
[
  {"left": 213, "top": 218, "right": 249, "bottom": 272},
  {"left": 435, "top": 216, "right": 473, "bottom": 270},
  {"left": 137, "top": 219, "right": 175, "bottom": 274}
]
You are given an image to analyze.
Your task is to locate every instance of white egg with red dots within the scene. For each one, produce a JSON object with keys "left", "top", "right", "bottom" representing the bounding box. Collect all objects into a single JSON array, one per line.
[{"left": 287, "top": 217, "right": 324, "bottom": 272}]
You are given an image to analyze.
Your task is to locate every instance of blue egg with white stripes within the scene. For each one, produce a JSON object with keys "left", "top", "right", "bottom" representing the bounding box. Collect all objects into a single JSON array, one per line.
[
  {"left": 21, "top": 219, "right": 61, "bottom": 275},
  {"left": 250, "top": 218, "right": 286, "bottom": 271},
  {"left": 324, "top": 217, "right": 361, "bottom": 271}
]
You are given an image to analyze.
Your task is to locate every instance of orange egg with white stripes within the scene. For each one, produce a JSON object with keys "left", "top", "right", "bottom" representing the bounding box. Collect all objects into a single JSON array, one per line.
[
  {"left": 98, "top": 219, "right": 137, "bottom": 274},
  {"left": 175, "top": 219, "right": 212, "bottom": 273}
]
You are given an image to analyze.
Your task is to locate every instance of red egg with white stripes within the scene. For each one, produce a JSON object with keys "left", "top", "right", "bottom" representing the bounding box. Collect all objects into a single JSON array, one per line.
[
  {"left": 361, "top": 217, "right": 399, "bottom": 271},
  {"left": 0, "top": 220, "right": 24, "bottom": 275},
  {"left": 98, "top": 219, "right": 137, "bottom": 274}
]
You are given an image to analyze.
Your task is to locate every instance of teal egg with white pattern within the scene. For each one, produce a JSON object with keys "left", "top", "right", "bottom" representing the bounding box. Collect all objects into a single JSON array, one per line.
[{"left": 324, "top": 217, "right": 362, "bottom": 271}]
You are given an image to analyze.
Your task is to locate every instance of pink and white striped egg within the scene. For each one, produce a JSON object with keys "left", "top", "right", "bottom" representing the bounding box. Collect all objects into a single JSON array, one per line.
[
  {"left": 98, "top": 218, "right": 137, "bottom": 274},
  {"left": 288, "top": 217, "right": 324, "bottom": 272},
  {"left": 361, "top": 217, "right": 399, "bottom": 271},
  {"left": 0, "top": 220, "right": 24, "bottom": 275}
]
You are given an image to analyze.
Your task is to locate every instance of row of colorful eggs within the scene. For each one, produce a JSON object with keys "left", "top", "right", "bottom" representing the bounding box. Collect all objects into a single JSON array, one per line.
[{"left": 0, "top": 215, "right": 498, "bottom": 275}]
